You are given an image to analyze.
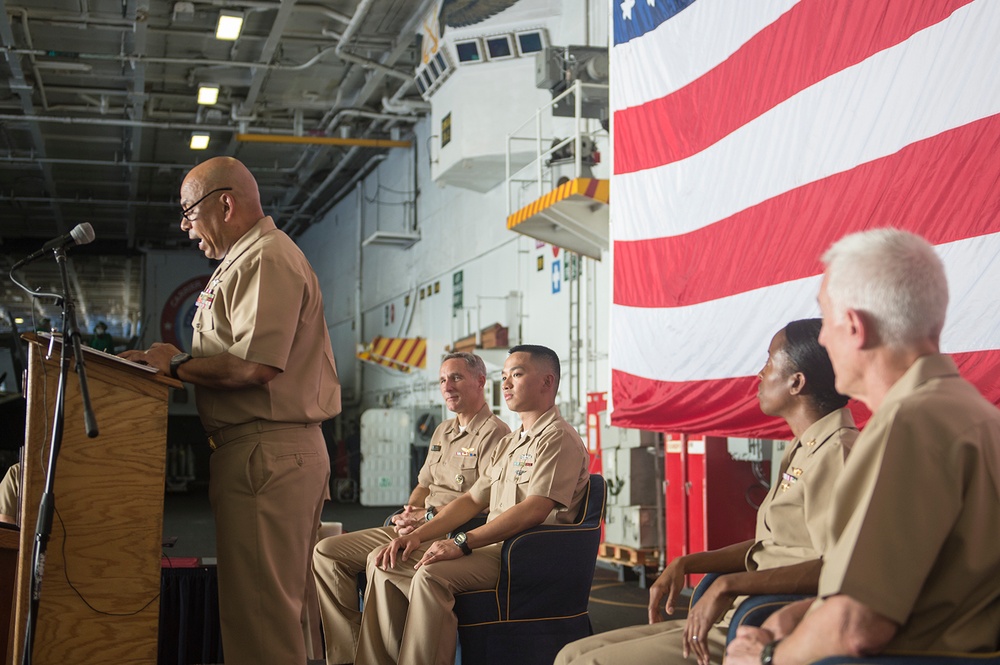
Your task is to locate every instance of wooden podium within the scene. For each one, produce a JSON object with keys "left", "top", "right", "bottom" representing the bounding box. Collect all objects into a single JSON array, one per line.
[{"left": 11, "top": 333, "right": 180, "bottom": 664}]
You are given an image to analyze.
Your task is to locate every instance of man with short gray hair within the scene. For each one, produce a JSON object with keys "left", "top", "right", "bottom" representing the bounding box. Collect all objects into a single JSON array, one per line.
[
  {"left": 728, "top": 228, "right": 1000, "bottom": 664},
  {"left": 312, "top": 352, "right": 508, "bottom": 665}
]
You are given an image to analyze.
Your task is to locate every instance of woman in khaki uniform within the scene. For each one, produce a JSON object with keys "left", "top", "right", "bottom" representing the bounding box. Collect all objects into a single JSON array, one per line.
[{"left": 556, "top": 318, "right": 858, "bottom": 665}]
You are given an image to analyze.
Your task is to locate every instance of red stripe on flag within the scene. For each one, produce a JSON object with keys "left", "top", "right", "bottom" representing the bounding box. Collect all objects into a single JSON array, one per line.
[
  {"left": 614, "top": 114, "right": 1000, "bottom": 309},
  {"left": 611, "top": 350, "right": 1000, "bottom": 436},
  {"left": 614, "top": 0, "right": 973, "bottom": 174}
]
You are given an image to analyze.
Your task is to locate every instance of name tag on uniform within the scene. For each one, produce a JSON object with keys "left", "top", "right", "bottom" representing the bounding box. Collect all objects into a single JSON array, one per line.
[{"left": 431, "top": 445, "right": 442, "bottom": 452}]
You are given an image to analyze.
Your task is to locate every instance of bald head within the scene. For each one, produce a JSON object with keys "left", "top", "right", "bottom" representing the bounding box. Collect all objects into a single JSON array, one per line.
[
  {"left": 183, "top": 156, "right": 264, "bottom": 223},
  {"left": 180, "top": 157, "right": 266, "bottom": 259}
]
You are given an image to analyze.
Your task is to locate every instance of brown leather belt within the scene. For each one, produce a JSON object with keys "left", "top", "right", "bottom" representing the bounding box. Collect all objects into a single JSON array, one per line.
[{"left": 206, "top": 420, "right": 315, "bottom": 450}]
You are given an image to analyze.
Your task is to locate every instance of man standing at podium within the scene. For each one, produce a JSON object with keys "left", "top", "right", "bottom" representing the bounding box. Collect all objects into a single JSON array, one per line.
[{"left": 122, "top": 156, "right": 341, "bottom": 664}]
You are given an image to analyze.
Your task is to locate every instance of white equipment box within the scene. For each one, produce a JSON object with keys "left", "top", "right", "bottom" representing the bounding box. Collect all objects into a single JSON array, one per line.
[{"left": 359, "top": 408, "right": 412, "bottom": 507}]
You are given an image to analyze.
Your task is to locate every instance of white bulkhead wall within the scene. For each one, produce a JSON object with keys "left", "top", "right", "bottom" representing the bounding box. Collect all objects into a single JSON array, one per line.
[{"left": 298, "top": 0, "right": 611, "bottom": 430}]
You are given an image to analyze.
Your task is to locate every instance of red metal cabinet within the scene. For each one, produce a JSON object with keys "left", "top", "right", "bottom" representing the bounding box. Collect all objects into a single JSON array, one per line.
[{"left": 664, "top": 434, "right": 763, "bottom": 587}]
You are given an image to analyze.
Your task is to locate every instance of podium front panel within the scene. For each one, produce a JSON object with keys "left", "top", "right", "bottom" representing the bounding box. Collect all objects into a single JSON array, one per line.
[{"left": 13, "top": 336, "right": 178, "bottom": 664}]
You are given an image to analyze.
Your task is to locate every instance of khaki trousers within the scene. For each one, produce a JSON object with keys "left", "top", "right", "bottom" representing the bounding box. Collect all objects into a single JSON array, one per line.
[
  {"left": 554, "top": 619, "right": 729, "bottom": 665},
  {"left": 209, "top": 424, "right": 329, "bottom": 665},
  {"left": 312, "top": 525, "right": 397, "bottom": 663},
  {"left": 355, "top": 541, "right": 503, "bottom": 665}
]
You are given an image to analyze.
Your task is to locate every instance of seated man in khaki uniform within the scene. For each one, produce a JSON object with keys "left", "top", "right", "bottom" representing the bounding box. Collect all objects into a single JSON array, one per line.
[
  {"left": 354, "top": 344, "right": 590, "bottom": 665},
  {"left": 311, "top": 352, "right": 508, "bottom": 664},
  {"left": 727, "top": 229, "right": 1000, "bottom": 664},
  {"left": 556, "top": 318, "right": 857, "bottom": 665}
]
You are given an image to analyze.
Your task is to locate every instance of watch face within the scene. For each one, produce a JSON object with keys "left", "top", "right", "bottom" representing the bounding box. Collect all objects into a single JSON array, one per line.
[{"left": 454, "top": 532, "right": 467, "bottom": 546}]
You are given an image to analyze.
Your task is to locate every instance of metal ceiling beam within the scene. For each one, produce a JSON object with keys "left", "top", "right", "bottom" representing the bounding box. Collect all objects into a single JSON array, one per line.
[
  {"left": 0, "top": 45, "right": 413, "bottom": 77},
  {"left": 277, "top": 0, "right": 433, "bottom": 228},
  {"left": 239, "top": 0, "right": 299, "bottom": 117},
  {"left": 0, "top": 0, "right": 64, "bottom": 232},
  {"left": 124, "top": 0, "right": 150, "bottom": 248},
  {"left": 236, "top": 133, "right": 412, "bottom": 148}
]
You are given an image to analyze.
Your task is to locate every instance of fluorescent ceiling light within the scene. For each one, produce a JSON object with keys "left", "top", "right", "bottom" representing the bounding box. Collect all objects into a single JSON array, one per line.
[
  {"left": 190, "top": 133, "right": 210, "bottom": 150},
  {"left": 14, "top": 318, "right": 24, "bottom": 325},
  {"left": 197, "top": 84, "right": 220, "bottom": 105},
  {"left": 216, "top": 11, "right": 244, "bottom": 40},
  {"left": 34, "top": 61, "right": 92, "bottom": 72}
]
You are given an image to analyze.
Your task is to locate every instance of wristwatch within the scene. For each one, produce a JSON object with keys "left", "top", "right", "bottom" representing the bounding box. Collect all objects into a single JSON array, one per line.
[
  {"left": 452, "top": 531, "right": 472, "bottom": 555},
  {"left": 169, "top": 352, "right": 193, "bottom": 379},
  {"left": 760, "top": 639, "right": 782, "bottom": 665},
  {"left": 425, "top": 508, "right": 435, "bottom": 522}
]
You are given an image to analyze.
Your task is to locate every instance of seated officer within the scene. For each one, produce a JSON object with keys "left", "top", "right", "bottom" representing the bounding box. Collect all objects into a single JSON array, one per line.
[
  {"left": 355, "top": 344, "right": 590, "bottom": 665},
  {"left": 556, "top": 319, "right": 857, "bottom": 665},
  {"left": 312, "top": 352, "right": 508, "bottom": 665},
  {"left": 728, "top": 229, "right": 1000, "bottom": 663}
]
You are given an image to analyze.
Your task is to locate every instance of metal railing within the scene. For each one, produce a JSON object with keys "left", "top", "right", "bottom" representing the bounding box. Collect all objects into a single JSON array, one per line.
[{"left": 504, "top": 79, "right": 609, "bottom": 218}]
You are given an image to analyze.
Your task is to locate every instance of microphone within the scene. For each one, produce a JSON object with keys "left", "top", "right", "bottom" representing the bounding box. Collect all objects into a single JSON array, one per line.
[{"left": 11, "top": 223, "right": 96, "bottom": 270}]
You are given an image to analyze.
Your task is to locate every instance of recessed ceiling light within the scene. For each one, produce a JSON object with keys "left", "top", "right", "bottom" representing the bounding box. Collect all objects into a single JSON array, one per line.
[
  {"left": 216, "top": 11, "right": 244, "bottom": 40},
  {"left": 190, "top": 133, "right": 210, "bottom": 150},
  {"left": 197, "top": 84, "right": 220, "bottom": 105}
]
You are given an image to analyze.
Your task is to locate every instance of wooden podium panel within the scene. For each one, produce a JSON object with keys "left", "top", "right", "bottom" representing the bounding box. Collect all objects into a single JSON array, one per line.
[{"left": 12, "top": 334, "right": 180, "bottom": 664}]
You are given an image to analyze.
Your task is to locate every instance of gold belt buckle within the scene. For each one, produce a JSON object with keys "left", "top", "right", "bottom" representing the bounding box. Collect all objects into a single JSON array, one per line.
[{"left": 208, "top": 436, "right": 218, "bottom": 450}]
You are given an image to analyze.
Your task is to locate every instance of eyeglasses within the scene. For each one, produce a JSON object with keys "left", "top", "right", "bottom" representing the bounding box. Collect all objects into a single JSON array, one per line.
[{"left": 181, "top": 187, "right": 232, "bottom": 222}]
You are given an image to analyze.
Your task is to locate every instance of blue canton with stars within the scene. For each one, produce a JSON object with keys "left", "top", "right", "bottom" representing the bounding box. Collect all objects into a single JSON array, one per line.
[{"left": 613, "top": 0, "right": 698, "bottom": 46}]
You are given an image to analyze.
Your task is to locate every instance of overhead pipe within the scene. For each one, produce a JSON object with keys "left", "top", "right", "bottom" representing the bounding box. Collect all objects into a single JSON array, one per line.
[
  {"left": 381, "top": 95, "right": 430, "bottom": 115},
  {"left": 277, "top": 0, "right": 432, "bottom": 228},
  {"left": 282, "top": 145, "right": 362, "bottom": 231},
  {"left": 0, "top": 154, "right": 298, "bottom": 173},
  {"left": 7, "top": 2, "right": 352, "bottom": 26},
  {"left": 314, "top": 153, "right": 387, "bottom": 220},
  {"left": 0, "top": 194, "right": 176, "bottom": 208},
  {"left": 0, "top": 112, "right": 299, "bottom": 135},
  {"left": 329, "top": 0, "right": 413, "bottom": 83},
  {"left": 236, "top": 133, "right": 411, "bottom": 148},
  {"left": 0, "top": 45, "right": 413, "bottom": 78},
  {"left": 204, "top": 0, "right": 351, "bottom": 24}
]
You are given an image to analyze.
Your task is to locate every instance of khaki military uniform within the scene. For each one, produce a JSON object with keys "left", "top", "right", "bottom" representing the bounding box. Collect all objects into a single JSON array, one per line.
[
  {"left": 193, "top": 216, "right": 341, "bottom": 665},
  {"left": 355, "top": 406, "right": 590, "bottom": 665},
  {"left": 311, "top": 404, "right": 508, "bottom": 664},
  {"left": 556, "top": 408, "right": 857, "bottom": 665},
  {"left": 0, "top": 462, "right": 19, "bottom": 520},
  {"left": 818, "top": 355, "right": 1000, "bottom": 652}
]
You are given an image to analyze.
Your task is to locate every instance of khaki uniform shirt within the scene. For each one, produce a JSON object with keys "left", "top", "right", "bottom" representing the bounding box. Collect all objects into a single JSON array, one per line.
[
  {"left": 819, "top": 354, "right": 1000, "bottom": 651},
  {"left": 0, "top": 462, "right": 19, "bottom": 519},
  {"left": 417, "top": 404, "right": 510, "bottom": 511},
  {"left": 747, "top": 408, "right": 857, "bottom": 571},
  {"left": 192, "top": 217, "right": 341, "bottom": 430},
  {"left": 470, "top": 405, "right": 590, "bottom": 525}
]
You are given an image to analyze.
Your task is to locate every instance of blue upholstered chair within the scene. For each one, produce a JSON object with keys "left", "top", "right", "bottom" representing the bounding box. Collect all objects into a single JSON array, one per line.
[
  {"left": 692, "top": 575, "right": 1000, "bottom": 664},
  {"left": 689, "top": 572, "right": 808, "bottom": 644},
  {"left": 811, "top": 655, "right": 1000, "bottom": 665},
  {"left": 453, "top": 473, "right": 607, "bottom": 665}
]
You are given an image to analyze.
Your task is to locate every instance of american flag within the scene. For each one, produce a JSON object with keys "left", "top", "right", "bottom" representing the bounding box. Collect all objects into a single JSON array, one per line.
[{"left": 609, "top": 0, "right": 1000, "bottom": 438}]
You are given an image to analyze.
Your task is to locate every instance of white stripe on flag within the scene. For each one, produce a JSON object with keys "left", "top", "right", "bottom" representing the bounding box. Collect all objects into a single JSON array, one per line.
[
  {"left": 610, "top": 233, "right": 1000, "bottom": 382},
  {"left": 613, "top": 0, "right": 1000, "bottom": 242},
  {"left": 611, "top": 0, "right": 800, "bottom": 110}
]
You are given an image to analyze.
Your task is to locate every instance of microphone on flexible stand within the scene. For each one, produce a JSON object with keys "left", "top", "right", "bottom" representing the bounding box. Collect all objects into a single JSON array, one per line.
[{"left": 11, "top": 223, "right": 96, "bottom": 270}]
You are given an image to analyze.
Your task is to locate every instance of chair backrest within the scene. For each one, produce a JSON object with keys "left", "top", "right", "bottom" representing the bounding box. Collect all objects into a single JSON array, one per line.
[{"left": 578, "top": 473, "right": 606, "bottom": 526}]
